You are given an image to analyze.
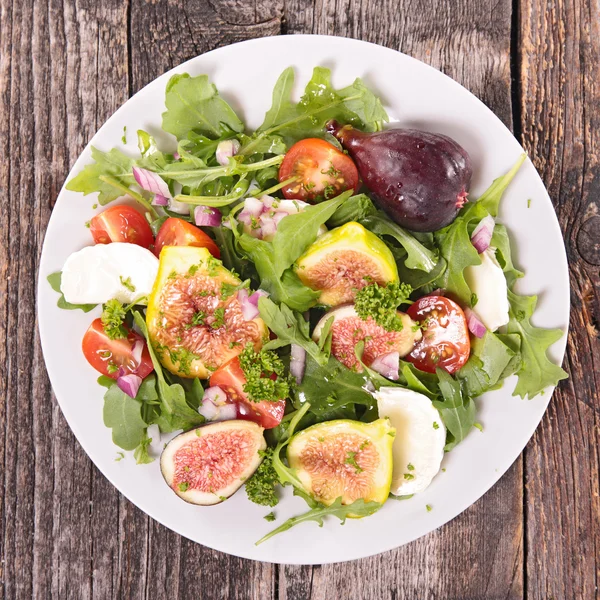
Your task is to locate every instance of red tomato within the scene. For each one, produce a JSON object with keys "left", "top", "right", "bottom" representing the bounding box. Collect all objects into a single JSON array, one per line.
[
  {"left": 209, "top": 357, "right": 286, "bottom": 429},
  {"left": 405, "top": 295, "right": 471, "bottom": 374},
  {"left": 154, "top": 217, "right": 220, "bottom": 259},
  {"left": 82, "top": 318, "right": 154, "bottom": 380},
  {"left": 90, "top": 205, "right": 154, "bottom": 248},
  {"left": 278, "top": 138, "right": 359, "bottom": 202}
]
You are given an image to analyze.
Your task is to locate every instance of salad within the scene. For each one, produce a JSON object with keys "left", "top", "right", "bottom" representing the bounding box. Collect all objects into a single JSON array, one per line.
[{"left": 48, "top": 66, "right": 568, "bottom": 544}]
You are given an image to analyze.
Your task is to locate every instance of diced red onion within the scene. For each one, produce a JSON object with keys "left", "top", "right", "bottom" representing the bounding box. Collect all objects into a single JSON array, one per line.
[
  {"left": 261, "top": 195, "right": 274, "bottom": 209},
  {"left": 290, "top": 344, "right": 306, "bottom": 384},
  {"left": 203, "top": 385, "right": 226, "bottom": 405},
  {"left": 194, "top": 205, "right": 222, "bottom": 227},
  {"left": 173, "top": 152, "right": 180, "bottom": 160},
  {"left": 259, "top": 216, "right": 277, "bottom": 240},
  {"left": 471, "top": 215, "right": 495, "bottom": 253},
  {"left": 131, "top": 339, "right": 144, "bottom": 368},
  {"left": 117, "top": 373, "right": 142, "bottom": 398},
  {"left": 238, "top": 288, "right": 259, "bottom": 320},
  {"left": 215, "top": 139, "right": 241, "bottom": 166},
  {"left": 215, "top": 403, "right": 237, "bottom": 421},
  {"left": 465, "top": 308, "right": 487, "bottom": 338},
  {"left": 168, "top": 197, "right": 190, "bottom": 215},
  {"left": 370, "top": 352, "right": 400, "bottom": 381},
  {"left": 152, "top": 194, "right": 169, "bottom": 207},
  {"left": 272, "top": 211, "right": 288, "bottom": 226},
  {"left": 244, "top": 196, "right": 264, "bottom": 217},
  {"left": 248, "top": 289, "right": 269, "bottom": 307},
  {"left": 133, "top": 167, "right": 171, "bottom": 199},
  {"left": 198, "top": 400, "right": 218, "bottom": 420}
]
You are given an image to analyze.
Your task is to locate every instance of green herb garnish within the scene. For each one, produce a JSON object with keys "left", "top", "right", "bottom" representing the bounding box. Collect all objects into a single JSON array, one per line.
[
  {"left": 238, "top": 344, "right": 291, "bottom": 402},
  {"left": 354, "top": 281, "right": 413, "bottom": 331}
]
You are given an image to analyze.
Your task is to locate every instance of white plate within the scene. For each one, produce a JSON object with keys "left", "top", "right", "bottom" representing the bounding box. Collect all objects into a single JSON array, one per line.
[{"left": 37, "top": 35, "right": 569, "bottom": 564}]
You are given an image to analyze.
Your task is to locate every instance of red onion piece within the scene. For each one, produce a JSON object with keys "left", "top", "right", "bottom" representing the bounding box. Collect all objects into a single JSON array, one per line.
[
  {"left": 131, "top": 339, "right": 144, "bottom": 368},
  {"left": 237, "top": 289, "right": 259, "bottom": 320},
  {"left": 272, "top": 211, "right": 288, "bottom": 226},
  {"left": 370, "top": 352, "right": 400, "bottom": 380},
  {"left": 117, "top": 373, "right": 142, "bottom": 398},
  {"left": 471, "top": 215, "right": 495, "bottom": 253},
  {"left": 173, "top": 152, "right": 180, "bottom": 160},
  {"left": 133, "top": 167, "right": 171, "bottom": 199},
  {"left": 259, "top": 216, "right": 277, "bottom": 240},
  {"left": 465, "top": 308, "right": 487, "bottom": 338},
  {"left": 168, "top": 197, "right": 190, "bottom": 215},
  {"left": 290, "top": 344, "right": 306, "bottom": 384},
  {"left": 194, "top": 205, "right": 222, "bottom": 227},
  {"left": 203, "top": 385, "right": 227, "bottom": 405},
  {"left": 261, "top": 195, "right": 274, "bottom": 209},
  {"left": 215, "top": 139, "right": 241, "bottom": 166},
  {"left": 215, "top": 403, "right": 237, "bottom": 422},
  {"left": 248, "top": 289, "right": 269, "bottom": 306},
  {"left": 244, "top": 196, "right": 264, "bottom": 217},
  {"left": 152, "top": 194, "right": 169, "bottom": 207}
]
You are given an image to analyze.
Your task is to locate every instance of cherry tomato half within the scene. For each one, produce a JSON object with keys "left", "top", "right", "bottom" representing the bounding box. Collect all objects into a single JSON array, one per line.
[
  {"left": 209, "top": 357, "right": 286, "bottom": 429},
  {"left": 405, "top": 295, "right": 470, "bottom": 374},
  {"left": 154, "top": 217, "right": 220, "bottom": 259},
  {"left": 82, "top": 318, "right": 154, "bottom": 379},
  {"left": 90, "top": 205, "right": 154, "bottom": 249},
  {"left": 278, "top": 138, "right": 359, "bottom": 202}
]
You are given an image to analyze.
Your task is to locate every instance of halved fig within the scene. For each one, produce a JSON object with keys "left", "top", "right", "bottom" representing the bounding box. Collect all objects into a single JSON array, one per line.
[
  {"left": 287, "top": 419, "right": 395, "bottom": 510},
  {"left": 313, "top": 305, "right": 421, "bottom": 373},
  {"left": 295, "top": 222, "right": 398, "bottom": 306},
  {"left": 161, "top": 420, "right": 266, "bottom": 505},
  {"left": 146, "top": 246, "right": 268, "bottom": 378}
]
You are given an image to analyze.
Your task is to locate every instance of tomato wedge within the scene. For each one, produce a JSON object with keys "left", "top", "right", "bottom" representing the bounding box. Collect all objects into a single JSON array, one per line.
[
  {"left": 209, "top": 357, "right": 285, "bottom": 429},
  {"left": 278, "top": 138, "right": 359, "bottom": 202},
  {"left": 82, "top": 318, "right": 154, "bottom": 379},
  {"left": 405, "top": 295, "right": 470, "bottom": 374},
  {"left": 154, "top": 217, "right": 220, "bottom": 259},
  {"left": 90, "top": 205, "right": 154, "bottom": 248}
]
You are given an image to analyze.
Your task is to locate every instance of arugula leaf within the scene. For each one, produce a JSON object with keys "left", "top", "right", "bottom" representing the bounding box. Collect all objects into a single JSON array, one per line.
[
  {"left": 506, "top": 290, "right": 568, "bottom": 398},
  {"left": 103, "top": 376, "right": 158, "bottom": 451},
  {"left": 491, "top": 225, "right": 524, "bottom": 288},
  {"left": 66, "top": 147, "right": 135, "bottom": 205},
  {"left": 255, "top": 496, "right": 382, "bottom": 545},
  {"left": 133, "top": 432, "right": 154, "bottom": 465},
  {"left": 478, "top": 153, "right": 527, "bottom": 217},
  {"left": 272, "top": 191, "right": 352, "bottom": 277},
  {"left": 258, "top": 67, "right": 297, "bottom": 133},
  {"left": 132, "top": 312, "right": 204, "bottom": 431},
  {"left": 360, "top": 213, "right": 439, "bottom": 272},
  {"left": 327, "top": 193, "right": 378, "bottom": 228},
  {"left": 47, "top": 272, "right": 97, "bottom": 313},
  {"left": 398, "top": 362, "right": 440, "bottom": 399},
  {"left": 161, "top": 73, "right": 244, "bottom": 140},
  {"left": 432, "top": 369, "right": 476, "bottom": 451},
  {"left": 136, "top": 130, "right": 170, "bottom": 171},
  {"left": 258, "top": 297, "right": 328, "bottom": 366}
]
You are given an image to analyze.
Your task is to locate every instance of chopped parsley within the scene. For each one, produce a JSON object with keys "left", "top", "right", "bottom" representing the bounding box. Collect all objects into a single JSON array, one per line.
[
  {"left": 188, "top": 263, "right": 201, "bottom": 276},
  {"left": 407, "top": 463, "right": 415, "bottom": 471},
  {"left": 426, "top": 504, "right": 432, "bottom": 512},
  {"left": 101, "top": 299, "right": 128, "bottom": 340},
  {"left": 527, "top": 198, "right": 532, "bottom": 208},
  {"left": 323, "top": 184, "right": 336, "bottom": 199},
  {"left": 321, "top": 162, "right": 341, "bottom": 177},
  {"left": 119, "top": 276, "right": 136, "bottom": 292},
  {"left": 210, "top": 307, "right": 225, "bottom": 329},
  {"left": 245, "top": 447, "right": 279, "bottom": 507},
  {"left": 354, "top": 281, "right": 413, "bottom": 331},
  {"left": 433, "top": 421, "right": 440, "bottom": 430},
  {"left": 474, "top": 422, "right": 484, "bottom": 432},
  {"left": 185, "top": 310, "right": 206, "bottom": 329},
  {"left": 238, "top": 344, "right": 291, "bottom": 402},
  {"left": 345, "top": 451, "right": 363, "bottom": 473},
  {"left": 178, "top": 482, "right": 190, "bottom": 492},
  {"left": 121, "top": 126, "right": 127, "bottom": 144},
  {"left": 205, "top": 255, "right": 222, "bottom": 275},
  {"left": 107, "top": 363, "right": 119, "bottom": 375},
  {"left": 168, "top": 347, "right": 199, "bottom": 375},
  {"left": 403, "top": 473, "right": 415, "bottom": 481},
  {"left": 264, "top": 512, "right": 276, "bottom": 522},
  {"left": 470, "top": 292, "right": 479, "bottom": 308},
  {"left": 115, "top": 452, "right": 125, "bottom": 461},
  {"left": 221, "top": 280, "right": 248, "bottom": 300}
]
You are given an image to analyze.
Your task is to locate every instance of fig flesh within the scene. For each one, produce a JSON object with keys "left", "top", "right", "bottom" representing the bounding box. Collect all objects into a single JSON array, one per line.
[
  {"left": 327, "top": 121, "right": 472, "bottom": 232},
  {"left": 161, "top": 420, "right": 266, "bottom": 505},
  {"left": 312, "top": 305, "right": 421, "bottom": 372},
  {"left": 146, "top": 246, "right": 268, "bottom": 378},
  {"left": 287, "top": 419, "right": 394, "bottom": 510},
  {"left": 295, "top": 222, "right": 398, "bottom": 306}
]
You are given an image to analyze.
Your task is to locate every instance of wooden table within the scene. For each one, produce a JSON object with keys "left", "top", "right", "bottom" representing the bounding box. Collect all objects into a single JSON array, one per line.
[{"left": 1, "top": 1, "right": 598, "bottom": 598}]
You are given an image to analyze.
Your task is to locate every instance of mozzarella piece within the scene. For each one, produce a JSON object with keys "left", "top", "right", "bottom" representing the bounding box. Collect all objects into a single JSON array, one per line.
[
  {"left": 464, "top": 248, "right": 509, "bottom": 331},
  {"left": 60, "top": 243, "right": 159, "bottom": 304},
  {"left": 375, "top": 387, "right": 446, "bottom": 496}
]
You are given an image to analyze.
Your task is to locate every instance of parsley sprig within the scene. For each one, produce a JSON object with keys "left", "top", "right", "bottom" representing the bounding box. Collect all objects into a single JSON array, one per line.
[
  {"left": 238, "top": 344, "right": 292, "bottom": 402},
  {"left": 245, "top": 447, "right": 280, "bottom": 507},
  {"left": 354, "top": 281, "right": 413, "bottom": 331},
  {"left": 101, "top": 299, "right": 128, "bottom": 340}
]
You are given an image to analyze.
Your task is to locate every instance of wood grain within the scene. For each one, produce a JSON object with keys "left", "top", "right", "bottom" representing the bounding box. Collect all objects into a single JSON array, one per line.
[
  {"left": 519, "top": 0, "right": 600, "bottom": 598},
  {"left": 0, "top": 0, "right": 597, "bottom": 598}
]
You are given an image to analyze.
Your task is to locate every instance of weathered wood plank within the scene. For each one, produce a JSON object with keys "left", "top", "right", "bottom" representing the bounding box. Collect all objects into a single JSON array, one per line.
[
  {"left": 519, "top": 0, "right": 600, "bottom": 598},
  {"left": 280, "top": 1, "right": 524, "bottom": 598}
]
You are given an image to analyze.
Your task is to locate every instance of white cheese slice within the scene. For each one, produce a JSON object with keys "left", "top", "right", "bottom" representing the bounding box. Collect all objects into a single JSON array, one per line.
[
  {"left": 464, "top": 248, "right": 509, "bottom": 331},
  {"left": 375, "top": 387, "right": 446, "bottom": 495},
  {"left": 60, "top": 242, "right": 158, "bottom": 305}
]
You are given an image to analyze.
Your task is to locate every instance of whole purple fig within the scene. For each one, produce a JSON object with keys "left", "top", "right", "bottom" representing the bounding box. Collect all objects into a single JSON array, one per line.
[{"left": 326, "top": 121, "right": 472, "bottom": 232}]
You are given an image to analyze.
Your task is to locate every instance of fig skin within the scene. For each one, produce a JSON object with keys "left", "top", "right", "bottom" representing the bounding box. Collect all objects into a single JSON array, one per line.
[{"left": 327, "top": 120, "right": 472, "bottom": 232}]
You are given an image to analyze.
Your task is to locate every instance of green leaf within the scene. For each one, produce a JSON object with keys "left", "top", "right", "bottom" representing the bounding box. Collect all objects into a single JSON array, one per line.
[
  {"left": 326, "top": 193, "right": 378, "bottom": 228},
  {"left": 47, "top": 272, "right": 97, "bottom": 313},
  {"left": 136, "top": 130, "right": 170, "bottom": 171},
  {"left": 162, "top": 73, "right": 244, "bottom": 140},
  {"left": 245, "top": 447, "right": 280, "bottom": 507},
  {"left": 506, "top": 290, "right": 568, "bottom": 398},
  {"left": 272, "top": 191, "right": 352, "bottom": 277},
  {"left": 66, "top": 146, "right": 135, "bottom": 205},
  {"left": 491, "top": 225, "right": 524, "bottom": 288},
  {"left": 259, "top": 67, "right": 297, "bottom": 133},
  {"left": 258, "top": 297, "right": 328, "bottom": 366},
  {"left": 478, "top": 153, "right": 527, "bottom": 217},
  {"left": 255, "top": 496, "right": 382, "bottom": 545},
  {"left": 360, "top": 213, "right": 439, "bottom": 272},
  {"left": 133, "top": 433, "right": 154, "bottom": 465},
  {"left": 103, "top": 377, "right": 158, "bottom": 451},
  {"left": 132, "top": 312, "right": 205, "bottom": 431}
]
